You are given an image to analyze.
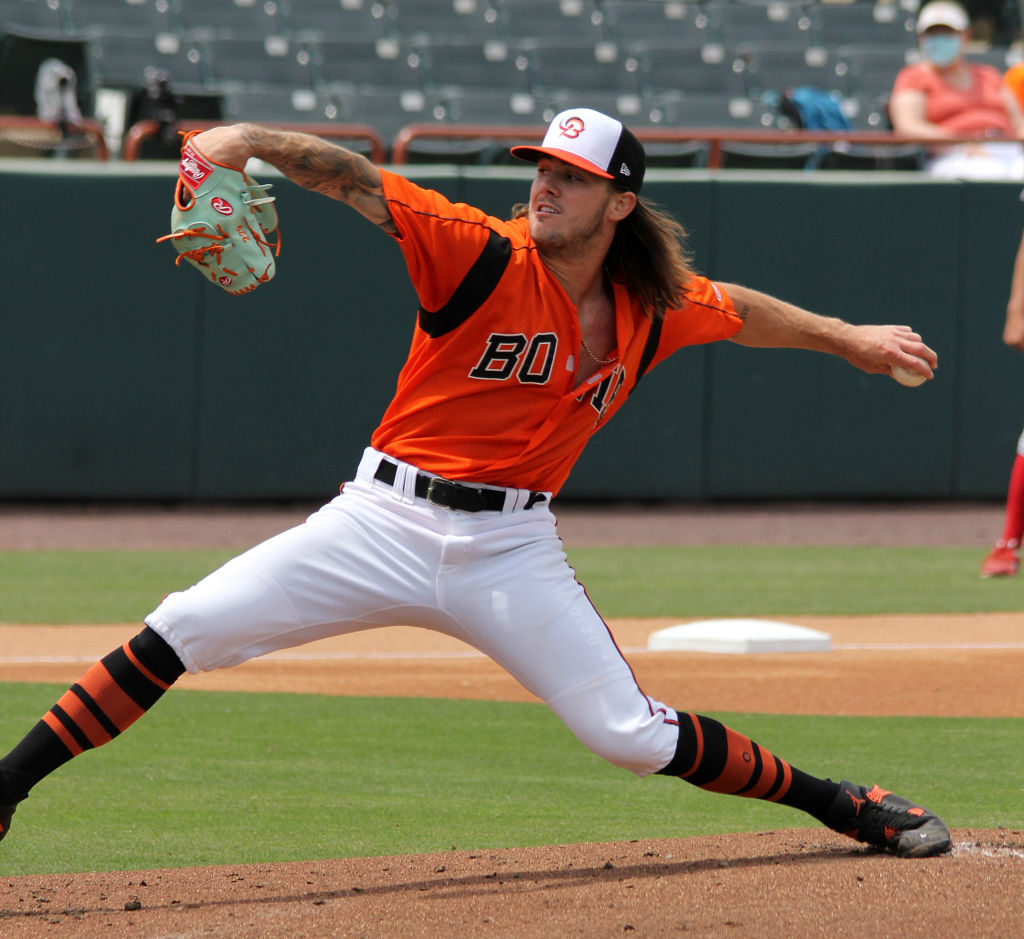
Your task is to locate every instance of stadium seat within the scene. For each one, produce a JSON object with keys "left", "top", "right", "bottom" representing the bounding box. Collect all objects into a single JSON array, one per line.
[
  {"left": 601, "top": 0, "right": 712, "bottom": 46},
  {"left": 313, "top": 35, "right": 426, "bottom": 90},
  {"left": 818, "top": 146, "right": 926, "bottom": 170},
  {"left": 739, "top": 41, "right": 836, "bottom": 100},
  {"left": 659, "top": 91, "right": 773, "bottom": 128},
  {"left": 333, "top": 84, "right": 433, "bottom": 148},
  {"left": 281, "top": 0, "right": 393, "bottom": 40},
  {"left": 837, "top": 93, "right": 891, "bottom": 131},
  {"left": 539, "top": 88, "right": 647, "bottom": 124},
  {"left": 0, "top": 0, "right": 72, "bottom": 39},
  {"left": 421, "top": 37, "right": 532, "bottom": 94},
  {"left": 399, "top": 95, "right": 538, "bottom": 165},
  {"left": 87, "top": 31, "right": 207, "bottom": 92},
  {"left": 492, "top": 0, "right": 606, "bottom": 43},
  {"left": 704, "top": 0, "right": 817, "bottom": 48},
  {"left": 965, "top": 48, "right": 1015, "bottom": 70},
  {"left": 647, "top": 92, "right": 781, "bottom": 167},
  {"left": 655, "top": 91, "right": 821, "bottom": 169},
  {"left": 834, "top": 45, "right": 913, "bottom": 98},
  {"left": 437, "top": 86, "right": 540, "bottom": 124},
  {"left": 633, "top": 40, "right": 748, "bottom": 98},
  {"left": 819, "top": 115, "right": 927, "bottom": 171},
  {"left": 389, "top": 0, "right": 503, "bottom": 42},
  {"left": 63, "top": 0, "right": 178, "bottom": 37},
  {"left": 176, "top": 0, "right": 286, "bottom": 39},
  {"left": 517, "top": 38, "right": 641, "bottom": 97},
  {"left": 810, "top": 2, "right": 917, "bottom": 49},
  {"left": 203, "top": 35, "right": 315, "bottom": 91},
  {"left": 222, "top": 84, "right": 342, "bottom": 122}
]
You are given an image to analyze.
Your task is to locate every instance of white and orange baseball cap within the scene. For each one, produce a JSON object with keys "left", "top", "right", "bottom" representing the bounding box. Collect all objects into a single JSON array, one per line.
[{"left": 511, "top": 107, "right": 645, "bottom": 194}]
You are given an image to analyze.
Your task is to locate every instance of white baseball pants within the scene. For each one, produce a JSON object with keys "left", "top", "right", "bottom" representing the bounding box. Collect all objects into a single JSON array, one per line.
[{"left": 146, "top": 448, "right": 680, "bottom": 776}]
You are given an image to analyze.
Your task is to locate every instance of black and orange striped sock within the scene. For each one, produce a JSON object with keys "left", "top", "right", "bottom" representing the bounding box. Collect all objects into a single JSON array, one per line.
[
  {"left": 0, "top": 627, "right": 185, "bottom": 804},
  {"left": 657, "top": 712, "right": 839, "bottom": 825}
]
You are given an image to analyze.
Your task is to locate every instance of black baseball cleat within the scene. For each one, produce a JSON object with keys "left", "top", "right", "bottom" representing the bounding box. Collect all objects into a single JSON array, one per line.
[
  {"left": 0, "top": 802, "right": 15, "bottom": 844},
  {"left": 826, "top": 781, "right": 952, "bottom": 858}
]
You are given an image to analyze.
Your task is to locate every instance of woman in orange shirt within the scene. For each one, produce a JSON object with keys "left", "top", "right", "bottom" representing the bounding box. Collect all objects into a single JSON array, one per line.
[{"left": 890, "top": 1, "right": 1024, "bottom": 178}]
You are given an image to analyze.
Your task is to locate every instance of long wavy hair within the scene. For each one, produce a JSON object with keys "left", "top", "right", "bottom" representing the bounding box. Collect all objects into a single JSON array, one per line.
[
  {"left": 605, "top": 194, "right": 694, "bottom": 321},
  {"left": 512, "top": 190, "right": 694, "bottom": 321}
]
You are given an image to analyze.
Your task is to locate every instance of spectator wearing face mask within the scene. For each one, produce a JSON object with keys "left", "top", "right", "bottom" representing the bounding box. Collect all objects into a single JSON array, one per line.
[{"left": 889, "top": 0, "right": 1024, "bottom": 178}]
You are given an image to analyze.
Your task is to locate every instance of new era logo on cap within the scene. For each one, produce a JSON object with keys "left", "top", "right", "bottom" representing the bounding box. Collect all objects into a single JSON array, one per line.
[{"left": 511, "top": 107, "right": 645, "bottom": 194}]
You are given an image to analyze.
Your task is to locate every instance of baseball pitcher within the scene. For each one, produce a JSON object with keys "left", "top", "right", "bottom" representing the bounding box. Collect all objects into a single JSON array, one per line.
[{"left": 0, "top": 108, "right": 948, "bottom": 858}]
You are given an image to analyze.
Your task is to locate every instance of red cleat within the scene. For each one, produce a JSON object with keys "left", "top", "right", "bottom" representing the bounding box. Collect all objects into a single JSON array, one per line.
[{"left": 979, "top": 542, "right": 1020, "bottom": 578}]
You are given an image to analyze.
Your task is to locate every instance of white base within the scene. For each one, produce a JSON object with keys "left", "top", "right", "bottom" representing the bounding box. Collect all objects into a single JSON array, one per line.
[{"left": 646, "top": 619, "right": 831, "bottom": 655}]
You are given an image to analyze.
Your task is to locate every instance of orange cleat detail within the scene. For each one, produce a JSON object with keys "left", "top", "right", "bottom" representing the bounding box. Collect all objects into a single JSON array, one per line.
[
  {"left": 865, "top": 785, "right": 891, "bottom": 804},
  {"left": 826, "top": 781, "right": 951, "bottom": 858}
]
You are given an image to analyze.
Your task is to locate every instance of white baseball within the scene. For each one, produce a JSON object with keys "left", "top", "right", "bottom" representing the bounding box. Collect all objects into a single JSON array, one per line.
[{"left": 890, "top": 356, "right": 929, "bottom": 388}]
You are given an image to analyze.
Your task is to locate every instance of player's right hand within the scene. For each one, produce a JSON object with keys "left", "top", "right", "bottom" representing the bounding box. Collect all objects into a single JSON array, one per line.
[{"left": 190, "top": 124, "right": 253, "bottom": 171}]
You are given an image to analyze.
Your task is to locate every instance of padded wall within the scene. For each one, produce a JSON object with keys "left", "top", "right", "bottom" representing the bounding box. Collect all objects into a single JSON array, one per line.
[{"left": 1, "top": 161, "right": 1020, "bottom": 501}]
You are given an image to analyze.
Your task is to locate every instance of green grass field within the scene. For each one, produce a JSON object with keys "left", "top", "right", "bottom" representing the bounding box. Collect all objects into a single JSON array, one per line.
[
  {"left": 1, "top": 546, "right": 1021, "bottom": 875},
  {"left": 2, "top": 545, "right": 1022, "bottom": 623}
]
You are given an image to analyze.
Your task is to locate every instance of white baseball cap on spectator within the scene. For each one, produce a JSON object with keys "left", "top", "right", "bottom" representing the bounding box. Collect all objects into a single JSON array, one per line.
[{"left": 916, "top": 1, "right": 969, "bottom": 33}]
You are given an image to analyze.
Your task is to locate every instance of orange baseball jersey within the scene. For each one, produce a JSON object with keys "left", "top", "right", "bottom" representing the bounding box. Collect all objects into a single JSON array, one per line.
[{"left": 370, "top": 170, "right": 742, "bottom": 494}]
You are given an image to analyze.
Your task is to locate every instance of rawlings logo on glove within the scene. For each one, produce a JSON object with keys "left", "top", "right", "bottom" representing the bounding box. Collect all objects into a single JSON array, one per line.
[{"left": 157, "top": 130, "right": 281, "bottom": 295}]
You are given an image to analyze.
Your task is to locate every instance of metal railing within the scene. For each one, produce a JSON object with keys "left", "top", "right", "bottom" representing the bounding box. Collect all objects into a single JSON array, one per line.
[
  {"left": 0, "top": 116, "right": 110, "bottom": 160},
  {"left": 5, "top": 115, "right": 1016, "bottom": 172},
  {"left": 390, "top": 123, "right": 987, "bottom": 168},
  {"left": 122, "top": 119, "right": 387, "bottom": 163}
]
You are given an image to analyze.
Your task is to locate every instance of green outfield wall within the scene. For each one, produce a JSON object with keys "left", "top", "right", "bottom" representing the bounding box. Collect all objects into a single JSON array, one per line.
[{"left": 2, "top": 160, "right": 1022, "bottom": 502}]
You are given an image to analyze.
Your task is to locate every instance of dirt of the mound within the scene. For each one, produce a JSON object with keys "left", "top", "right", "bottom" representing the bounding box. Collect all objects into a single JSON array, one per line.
[
  {"left": 1, "top": 503, "right": 1021, "bottom": 937},
  {"left": 2, "top": 830, "right": 1022, "bottom": 938}
]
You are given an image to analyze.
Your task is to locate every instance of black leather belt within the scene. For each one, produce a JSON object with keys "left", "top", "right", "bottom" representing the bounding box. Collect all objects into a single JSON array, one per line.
[{"left": 373, "top": 459, "right": 546, "bottom": 513}]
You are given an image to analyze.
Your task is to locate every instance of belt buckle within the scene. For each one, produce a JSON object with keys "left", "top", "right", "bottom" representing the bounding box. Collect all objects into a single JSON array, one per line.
[
  {"left": 425, "top": 476, "right": 456, "bottom": 508},
  {"left": 425, "top": 476, "right": 488, "bottom": 511}
]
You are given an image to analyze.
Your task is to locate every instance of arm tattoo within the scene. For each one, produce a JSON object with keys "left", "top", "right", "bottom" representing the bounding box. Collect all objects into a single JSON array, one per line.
[
  {"left": 738, "top": 303, "right": 751, "bottom": 322},
  {"left": 241, "top": 125, "right": 397, "bottom": 233}
]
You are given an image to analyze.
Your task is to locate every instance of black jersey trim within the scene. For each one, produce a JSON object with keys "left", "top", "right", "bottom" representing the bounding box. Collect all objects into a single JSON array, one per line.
[
  {"left": 629, "top": 316, "right": 663, "bottom": 396},
  {"left": 417, "top": 229, "right": 513, "bottom": 338}
]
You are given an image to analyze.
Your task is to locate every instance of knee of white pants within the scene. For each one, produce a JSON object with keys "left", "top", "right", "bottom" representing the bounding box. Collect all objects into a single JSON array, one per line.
[{"left": 559, "top": 697, "right": 679, "bottom": 777}]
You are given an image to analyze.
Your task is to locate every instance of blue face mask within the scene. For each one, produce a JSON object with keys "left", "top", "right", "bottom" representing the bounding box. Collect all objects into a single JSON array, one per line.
[{"left": 921, "top": 34, "right": 962, "bottom": 66}]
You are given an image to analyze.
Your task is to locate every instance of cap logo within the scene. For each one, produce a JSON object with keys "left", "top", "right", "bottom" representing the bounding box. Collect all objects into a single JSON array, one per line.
[
  {"left": 620, "top": 163, "right": 631, "bottom": 176},
  {"left": 558, "top": 116, "right": 585, "bottom": 139}
]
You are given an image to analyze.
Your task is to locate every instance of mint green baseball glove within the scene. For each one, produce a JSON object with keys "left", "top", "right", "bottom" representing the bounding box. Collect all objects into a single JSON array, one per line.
[{"left": 157, "top": 130, "right": 280, "bottom": 295}]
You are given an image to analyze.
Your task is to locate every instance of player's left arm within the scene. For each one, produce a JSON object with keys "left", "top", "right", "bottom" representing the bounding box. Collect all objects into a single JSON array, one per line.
[{"left": 722, "top": 282, "right": 937, "bottom": 379}]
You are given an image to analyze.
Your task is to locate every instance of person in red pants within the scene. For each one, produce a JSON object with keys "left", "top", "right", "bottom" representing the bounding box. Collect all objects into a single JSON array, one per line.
[{"left": 981, "top": 226, "right": 1024, "bottom": 577}]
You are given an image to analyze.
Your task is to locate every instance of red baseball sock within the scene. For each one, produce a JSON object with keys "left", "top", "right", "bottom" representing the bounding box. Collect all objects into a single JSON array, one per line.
[{"left": 999, "top": 453, "right": 1024, "bottom": 547}]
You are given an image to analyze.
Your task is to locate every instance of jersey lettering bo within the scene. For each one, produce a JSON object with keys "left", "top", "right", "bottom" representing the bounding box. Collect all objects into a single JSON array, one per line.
[{"left": 370, "top": 170, "right": 742, "bottom": 494}]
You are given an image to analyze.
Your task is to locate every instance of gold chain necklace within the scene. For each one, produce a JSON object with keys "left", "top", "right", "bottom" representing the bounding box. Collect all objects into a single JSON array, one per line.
[{"left": 579, "top": 334, "right": 617, "bottom": 365}]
